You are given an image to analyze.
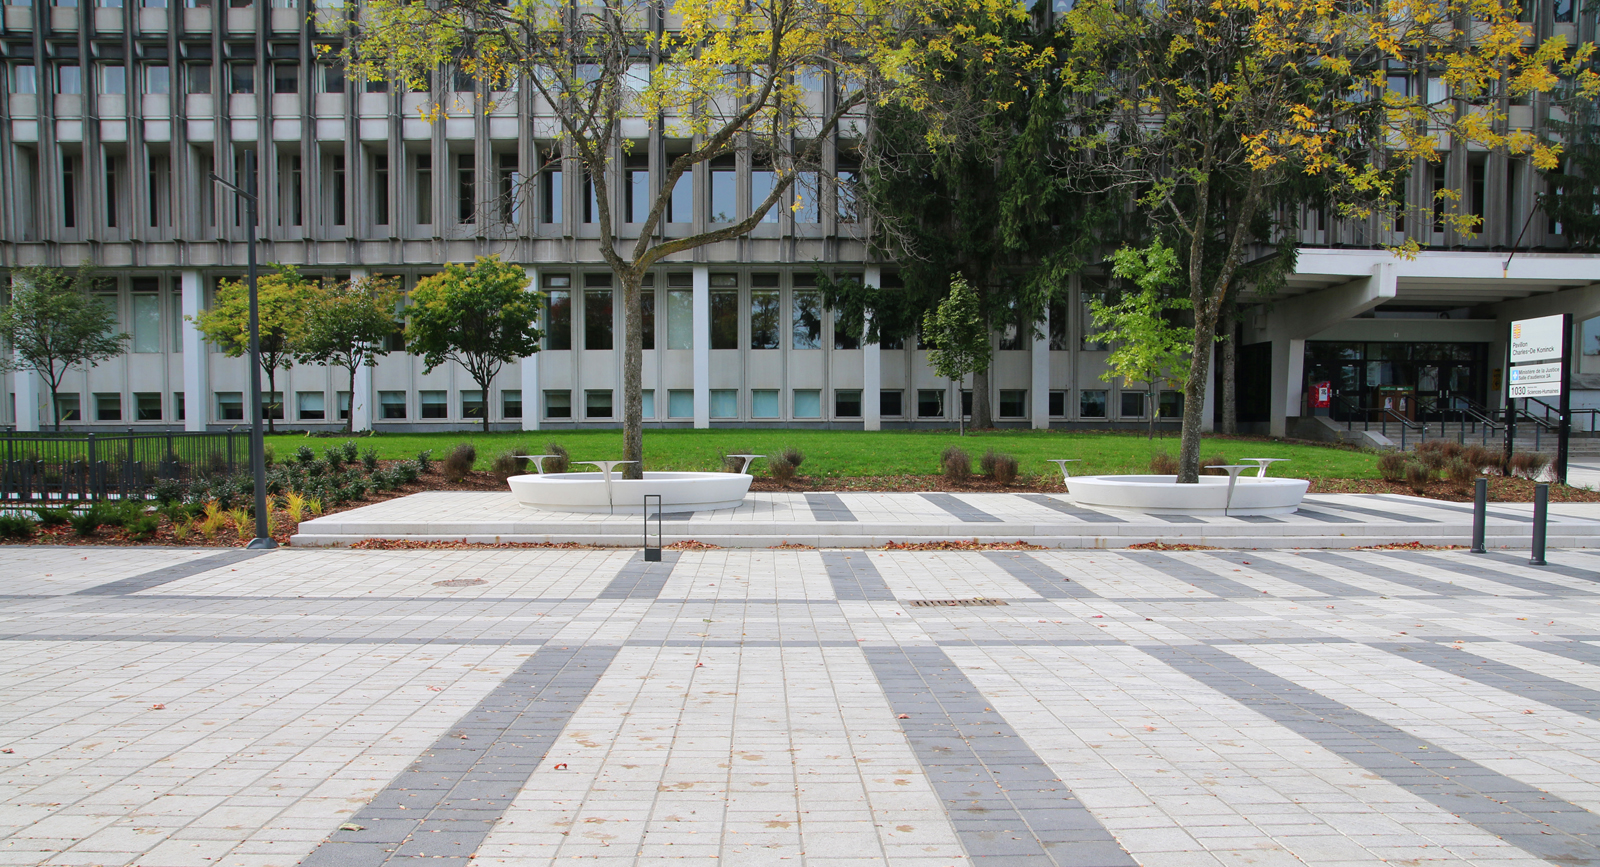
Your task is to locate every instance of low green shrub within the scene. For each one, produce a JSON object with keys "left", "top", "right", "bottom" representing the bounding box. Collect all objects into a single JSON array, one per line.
[
  {"left": 68, "top": 505, "right": 104, "bottom": 537},
  {"left": 126, "top": 515, "right": 160, "bottom": 541},
  {"left": 35, "top": 507, "right": 70, "bottom": 527},
  {"left": 0, "top": 513, "right": 37, "bottom": 539}
]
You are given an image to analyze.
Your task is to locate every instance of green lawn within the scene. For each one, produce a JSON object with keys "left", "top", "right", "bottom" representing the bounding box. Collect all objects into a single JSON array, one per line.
[{"left": 264, "top": 428, "right": 1381, "bottom": 479}]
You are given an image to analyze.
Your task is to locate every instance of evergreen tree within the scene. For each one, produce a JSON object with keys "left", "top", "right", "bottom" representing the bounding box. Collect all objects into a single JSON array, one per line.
[{"left": 823, "top": 10, "right": 1110, "bottom": 430}]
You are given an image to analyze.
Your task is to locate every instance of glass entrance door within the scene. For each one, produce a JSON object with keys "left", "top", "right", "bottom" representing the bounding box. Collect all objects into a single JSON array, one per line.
[{"left": 1305, "top": 341, "right": 1488, "bottom": 421}]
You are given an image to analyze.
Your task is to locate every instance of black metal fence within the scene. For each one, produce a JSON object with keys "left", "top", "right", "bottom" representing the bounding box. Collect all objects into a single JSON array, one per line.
[{"left": 0, "top": 431, "right": 251, "bottom": 503}]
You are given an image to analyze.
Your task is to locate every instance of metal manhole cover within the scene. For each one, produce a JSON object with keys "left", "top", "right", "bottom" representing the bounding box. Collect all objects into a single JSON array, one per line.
[
  {"left": 433, "top": 579, "right": 487, "bottom": 587},
  {"left": 907, "top": 598, "right": 1007, "bottom": 607}
]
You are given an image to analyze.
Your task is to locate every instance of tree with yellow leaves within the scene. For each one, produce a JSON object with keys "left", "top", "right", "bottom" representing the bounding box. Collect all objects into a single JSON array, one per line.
[
  {"left": 337, "top": 0, "right": 1019, "bottom": 473},
  {"left": 193, "top": 266, "right": 317, "bottom": 434},
  {"left": 1063, "top": 0, "right": 1598, "bottom": 483}
]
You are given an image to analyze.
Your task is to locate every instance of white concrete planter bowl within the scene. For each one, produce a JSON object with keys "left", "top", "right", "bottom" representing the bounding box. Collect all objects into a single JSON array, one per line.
[
  {"left": 508, "top": 471, "right": 753, "bottom": 514},
  {"left": 1065, "top": 474, "right": 1310, "bottom": 517}
]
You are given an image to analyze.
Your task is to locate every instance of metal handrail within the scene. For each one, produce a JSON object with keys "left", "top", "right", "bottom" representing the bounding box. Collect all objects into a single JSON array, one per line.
[
  {"left": 1525, "top": 396, "right": 1600, "bottom": 434},
  {"left": 1416, "top": 396, "right": 1503, "bottom": 445},
  {"left": 1378, "top": 409, "right": 1424, "bottom": 451}
]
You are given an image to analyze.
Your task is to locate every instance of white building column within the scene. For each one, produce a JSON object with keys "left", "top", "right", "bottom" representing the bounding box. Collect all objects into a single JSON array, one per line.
[
  {"left": 521, "top": 267, "right": 541, "bottom": 431},
  {"left": 862, "top": 267, "right": 882, "bottom": 431},
  {"left": 10, "top": 269, "right": 38, "bottom": 430},
  {"left": 1269, "top": 338, "right": 1305, "bottom": 437},
  {"left": 12, "top": 362, "right": 38, "bottom": 432},
  {"left": 1256, "top": 261, "right": 1396, "bottom": 438},
  {"left": 692, "top": 265, "right": 709, "bottom": 429},
  {"left": 347, "top": 269, "right": 375, "bottom": 432},
  {"left": 180, "top": 270, "right": 209, "bottom": 432},
  {"left": 1031, "top": 305, "right": 1050, "bottom": 429}
]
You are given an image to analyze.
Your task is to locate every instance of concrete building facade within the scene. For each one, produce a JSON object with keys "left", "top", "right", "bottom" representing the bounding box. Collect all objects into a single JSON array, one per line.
[{"left": 4, "top": 0, "right": 1600, "bottom": 440}]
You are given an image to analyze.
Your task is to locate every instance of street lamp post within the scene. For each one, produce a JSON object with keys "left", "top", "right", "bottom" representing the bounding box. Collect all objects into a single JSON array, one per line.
[{"left": 210, "top": 150, "right": 276, "bottom": 549}]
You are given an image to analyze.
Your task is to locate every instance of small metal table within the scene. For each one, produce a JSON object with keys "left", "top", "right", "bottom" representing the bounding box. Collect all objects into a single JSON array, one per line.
[
  {"left": 515, "top": 454, "right": 562, "bottom": 474},
  {"left": 1211, "top": 465, "right": 1258, "bottom": 514},
  {"left": 1047, "top": 459, "right": 1082, "bottom": 483},
  {"left": 1240, "top": 458, "right": 1290, "bottom": 478},
  {"left": 573, "top": 460, "right": 639, "bottom": 510},
  {"left": 727, "top": 454, "right": 766, "bottom": 475}
]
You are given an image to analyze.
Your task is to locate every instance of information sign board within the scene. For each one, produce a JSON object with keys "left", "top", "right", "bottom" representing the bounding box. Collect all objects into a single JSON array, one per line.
[
  {"left": 1510, "top": 315, "right": 1566, "bottom": 363},
  {"left": 1508, "top": 362, "right": 1563, "bottom": 398}
]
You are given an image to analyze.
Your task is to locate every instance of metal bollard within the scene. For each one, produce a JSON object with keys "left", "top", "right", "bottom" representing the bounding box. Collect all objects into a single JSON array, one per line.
[
  {"left": 643, "top": 493, "right": 662, "bottom": 562},
  {"left": 1529, "top": 483, "right": 1548, "bottom": 566},
  {"left": 1471, "top": 477, "right": 1486, "bottom": 554}
]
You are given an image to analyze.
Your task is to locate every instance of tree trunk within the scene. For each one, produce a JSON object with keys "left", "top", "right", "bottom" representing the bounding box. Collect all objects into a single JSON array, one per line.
[
  {"left": 1221, "top": 308, "right": 1238, "bottom": 436},
  {"left": 480, "top": 373, "right": 492, "bottom": 433},
  {"left": 621, "top": 269, "right": 644, "bottom": 480},
  {"left": 1177, "top": 316, "right": 1219, "bottom": 483},
  {"left": 344, "top": 362, "right": 357, "bottom": 435},
  {"left": 970, "top": 368, "right": 992, "bottom": 430},
  {"left": 49, "top": 383, "right": 61, "bottom": 432},
  {"left": 1148, "top": 387, "right": 1156, "bottom": 440},
  {"left": 957, "top": 375, "right": 964, "bottom": 436},
  {"left": 265, "top": 368, "right": 277, "bottom": 434}
]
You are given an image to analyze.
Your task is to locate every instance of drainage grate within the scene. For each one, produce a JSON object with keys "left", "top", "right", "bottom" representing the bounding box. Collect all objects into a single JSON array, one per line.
[
  {"left": 907, "top": 598, "right": 1007, "bottom": 608},
  {"left": 433, "top": 578, "right": 487, "bottom": 587}
]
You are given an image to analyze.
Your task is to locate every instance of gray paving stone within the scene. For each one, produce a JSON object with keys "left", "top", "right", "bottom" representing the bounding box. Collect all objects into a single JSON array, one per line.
[
  {"left": 806, "top": 491, "right": 858, "bottom": 522},
  {"left": 1298, "top": 551, "right": 1491, "bottom": 595},
  {"left": 1117, "top": 550, "right": 1262, "bottom": 597},
  {"left": 864, "top": 644, "right": 1137, "bottom": 867},
  {"left": 72, "top": 549, "right": 271, "bottom": 595},
  {"left": 981, "top": 552, "right": 1100, "bottom": 599},
  {"left": 1381, "top": 641, "right": 1600, "bottom": 720},
  {"left": 1147, "top": 643, "right": 1600, "bottom": 866},
  {"left": 599, "top": 550, "right": 681, "bottom": 599},
  {"left": 920, "top": 492, "right": 1002, "bottom": 522},
  {"left": 821, "top": 550, "right": 894, "bottom": 600},
  {"left": 1380, "top": 552, "right": 1592, "bottom": 595},
  {"left": 1015, "top": 494, "right": 1127, "bottom": 523},
  {"left": 295, "top": 644, "right": 617, "bottom": 866},
  {"left": 1204, "top": 551, "right": 1373, "bottom": 596}
]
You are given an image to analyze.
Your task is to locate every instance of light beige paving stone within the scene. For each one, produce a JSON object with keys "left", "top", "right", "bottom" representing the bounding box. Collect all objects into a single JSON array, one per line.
[
  {"left": 477, "top": 644, "right": 965, "bottom": 866},
  {"left": 0, "top": 548, "right": 224, "bottom": 595},
  {"left": 946, "top": 642, "right": 1548, "bottom": 867},
  {"left": 0, "top": 639, "right": 524, "bottom": 867}
]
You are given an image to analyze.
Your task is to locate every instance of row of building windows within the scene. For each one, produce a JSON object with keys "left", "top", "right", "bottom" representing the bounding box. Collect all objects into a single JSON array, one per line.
[
  {"left": 11, "top": 142, "right": 858, "bottom": 234},
  {"left": 33, "top": 387, "right": 1185, "bottom": 424},
  {"left": 26, "top": 274, "right": 1122, "bottom": 356},
  {"left": 533, "top": 388, "right": 1182, "bottom": 421},
  {"left": 5, "top": 50, "right": 839, "bottom": 99},
  {"left": 539, "top": 278, "right": 1104, "bottom": 352}
]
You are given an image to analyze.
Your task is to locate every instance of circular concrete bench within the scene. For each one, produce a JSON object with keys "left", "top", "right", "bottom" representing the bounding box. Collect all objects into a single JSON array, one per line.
[
  {"left": 1064, "top": 474, "right": 1309, "bottom": 517},
  {"left": 508, "top": 471, "right": 753, "bottom": 514}
]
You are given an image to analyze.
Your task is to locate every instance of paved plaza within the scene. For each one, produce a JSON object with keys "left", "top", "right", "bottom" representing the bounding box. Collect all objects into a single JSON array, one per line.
[
  {"left": 3, "top": 539, "right": 1600, "bottom": 867},
  {"left": 292, "top": 491, "right": 1600, "bottom": 549}
]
